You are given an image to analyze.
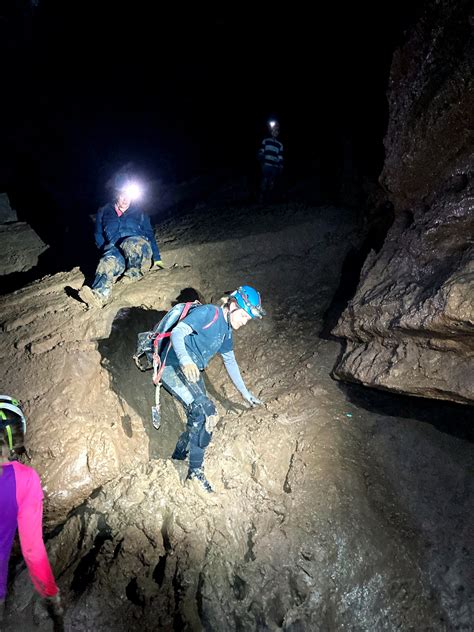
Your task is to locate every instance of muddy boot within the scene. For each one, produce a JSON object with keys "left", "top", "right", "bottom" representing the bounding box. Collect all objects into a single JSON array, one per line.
[
  {"left": 171, "top": 433, "right": 189, "bottom": 460},
  {"left": 78, "top": 285, "right": 109, "bottom": 308},
  {"left": 123, "top": 267, "right": 143, "bottom": 281},
  {"left": 186, "top": 467, "right": 213, "bottom": 493}
]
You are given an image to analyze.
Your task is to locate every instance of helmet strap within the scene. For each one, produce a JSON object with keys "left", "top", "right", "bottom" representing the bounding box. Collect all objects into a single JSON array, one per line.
[
  {"left": 6, "top": 425, "right": 13, "bottom": 451},
  {"left": 225, "top": 299, "right": 238, "bottom": 327}
]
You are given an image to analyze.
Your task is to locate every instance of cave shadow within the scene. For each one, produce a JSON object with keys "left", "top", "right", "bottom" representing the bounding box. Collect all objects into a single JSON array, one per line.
[
  {"left": 98, "top": 287, "right": 249, "bottom": 465},
  {"left": 318, "top": 200, "right": 474, "bottom": 444},
  {"left": 338, "top": 381, "right": 474, "bottom": 443},
  {"left": 0, "top": 218, "right": 98, "bottom": 297},
  {"left": 320, "top": 205, "right": 395, "bottom": 340},
  {"left": 171, "top": 287, "right": 204, "bottom": 305},
  {"left": 98, "top": 305, "right": 183, "bottom": 461},
  {"left": 97, "top": 287, "right": 230, "bottom": 463}
]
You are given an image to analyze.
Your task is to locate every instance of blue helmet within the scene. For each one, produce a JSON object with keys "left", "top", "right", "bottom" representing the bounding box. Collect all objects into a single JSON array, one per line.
[{"left": 231, "top": 286, "right": 266, "bottom": 319}]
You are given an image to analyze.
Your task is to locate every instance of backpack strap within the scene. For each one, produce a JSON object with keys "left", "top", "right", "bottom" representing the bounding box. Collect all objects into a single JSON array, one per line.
[
  {"left": 202, "top": 306, "right": 219, "bottom": 329},
  {"left": 152, "top": 301, "right": 196, "bottom": 386}
]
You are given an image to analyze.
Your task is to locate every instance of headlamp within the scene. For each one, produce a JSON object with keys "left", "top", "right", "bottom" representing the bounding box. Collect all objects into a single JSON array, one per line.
[{"left": 121, "top": 182, "right": 143, "bottom": 201}]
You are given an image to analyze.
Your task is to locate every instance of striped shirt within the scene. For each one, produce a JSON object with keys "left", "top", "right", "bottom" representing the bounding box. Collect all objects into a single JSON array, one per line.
[{"left": 259, "top": 136, "right": 284, "bottom": 168}]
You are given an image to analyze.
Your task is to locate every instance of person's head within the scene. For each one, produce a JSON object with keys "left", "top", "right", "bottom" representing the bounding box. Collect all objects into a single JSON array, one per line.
[
  {"left": 113, "top": 174, "right": 132, "bottom": 212},
  {"left": 268, "top": 120, "right": 280, "bottom": 138},
  {"left": 227, "top": 285, "right": 265, "bottom": 330},
  {"left": 113, "top": 174, "right": 143, "bottom": 213},
  {"left": 115, "top": 190, "right": 132, "bottom": 213},
  {"left": 0, "top": 396, "right": 26, "bottom": 460}
]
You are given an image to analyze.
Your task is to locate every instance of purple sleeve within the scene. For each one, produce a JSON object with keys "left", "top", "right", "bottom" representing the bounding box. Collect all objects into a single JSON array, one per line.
[{"left": 0, "top": 464, "right": 18, "bottom": 599}]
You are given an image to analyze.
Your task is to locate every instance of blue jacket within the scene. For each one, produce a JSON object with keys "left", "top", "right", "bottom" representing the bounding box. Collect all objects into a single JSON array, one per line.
[{"left": 94, "top": 202, "right": 160, "bottom": 261}]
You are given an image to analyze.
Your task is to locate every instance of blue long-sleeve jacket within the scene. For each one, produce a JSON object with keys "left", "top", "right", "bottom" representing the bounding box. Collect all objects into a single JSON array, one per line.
[{"left": 94, "top": 202, "right": 161, "bottom": 261}]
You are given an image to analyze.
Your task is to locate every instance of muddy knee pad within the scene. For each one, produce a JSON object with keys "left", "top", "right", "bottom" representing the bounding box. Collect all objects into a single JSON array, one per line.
[
  {"left": 121, "top": 236, "right": 152, "bottom": 272},
  {"left": 187, "top": 398, "right": 216, "bottom": 449},
  {"left": 198, "top": 397, "right": 218, "bottom": 444},
  {"left": 96, "top": 250, "right": 126, "bottom": 282}
]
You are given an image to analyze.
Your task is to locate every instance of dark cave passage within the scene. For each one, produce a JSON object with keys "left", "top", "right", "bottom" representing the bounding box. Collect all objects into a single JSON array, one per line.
[{"left": 98, "top": 306, "right": 180, "bottom": 460}]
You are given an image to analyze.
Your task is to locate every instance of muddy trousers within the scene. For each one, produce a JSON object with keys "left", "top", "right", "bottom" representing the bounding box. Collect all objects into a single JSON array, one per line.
[
  {"left": 92, "top": 236, "right": 152, "bottom": 295},
  {"left": 161, "top": 364, "right": 217, "bottom": 470}
]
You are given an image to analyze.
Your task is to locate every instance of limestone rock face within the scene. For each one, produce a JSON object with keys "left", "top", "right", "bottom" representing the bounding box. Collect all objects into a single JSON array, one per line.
[
  {"left": 0, "top": 222, "right": 48, "bottom": 275},
  {"left": 333, "top": 0, "right": 474, "bottom": 404},
  {"left": 0, "top": 193, "right": 18, "bottom": 223},
  {"left": 0, "top": 205, "right": 50, "bottom": 277},
  {"left": 0, "top": 192, "right": 49, "bottom": 275}
]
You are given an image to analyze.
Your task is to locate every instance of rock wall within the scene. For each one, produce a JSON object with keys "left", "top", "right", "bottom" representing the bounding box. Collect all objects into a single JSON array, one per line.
[
  {"left": 0, "top": 193, "right": 18, "bottom": 223},
  {"left": 333, "top": 0, "right": 474, "bottom": 403},
  {"left": 0, "top": 222, "right": 48, "bottom": 276},
  {"left": 0, "top": 192, "right": 48, "bottom": 275}
]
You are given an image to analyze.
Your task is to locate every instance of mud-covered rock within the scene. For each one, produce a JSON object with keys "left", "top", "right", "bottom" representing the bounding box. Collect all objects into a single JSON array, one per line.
[
  {"left": 0, "top": 267, "right": 151, "bottom": 522},
  {"left": 1, "top": 204, "right": 472, "bottom": 632},
  {"left": 0, "top": 221, "right": 48, "bottom": 275}
]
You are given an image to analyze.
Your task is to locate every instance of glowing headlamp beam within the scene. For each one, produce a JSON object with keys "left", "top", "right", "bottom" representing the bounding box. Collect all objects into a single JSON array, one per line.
[{"left": 120, "top": 182, "right": 143, "bottom": 201}]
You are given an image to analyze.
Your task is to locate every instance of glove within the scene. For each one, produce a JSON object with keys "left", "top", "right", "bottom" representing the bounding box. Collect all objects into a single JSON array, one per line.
[
  {"left": 44, "top": 592, "right": 65, "bottom": 632},
  {"left": 181, "top": 362, "right": 200, "bottom": 383},
  {"left": 245, "top": 392, "right": 263, "bottom": 407},
  {"left": 154, "top": 260, "right": 165, "bottom": 269}
]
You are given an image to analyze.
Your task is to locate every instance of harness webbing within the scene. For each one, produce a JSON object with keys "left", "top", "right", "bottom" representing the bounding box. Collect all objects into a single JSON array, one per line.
[{"left": 151, "top": 304, "right": 219, "bottom": 385}]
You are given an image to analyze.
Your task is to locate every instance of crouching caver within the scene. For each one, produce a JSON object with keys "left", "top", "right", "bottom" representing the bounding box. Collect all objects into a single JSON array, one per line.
[{"left": 161, "top": 286, "right": 265, "bottom": 493}]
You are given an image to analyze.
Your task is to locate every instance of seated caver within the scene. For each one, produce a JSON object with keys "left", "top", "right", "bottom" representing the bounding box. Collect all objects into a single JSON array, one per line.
[{"left": 79, "top": 174, "right": 164, "bottom": 306}]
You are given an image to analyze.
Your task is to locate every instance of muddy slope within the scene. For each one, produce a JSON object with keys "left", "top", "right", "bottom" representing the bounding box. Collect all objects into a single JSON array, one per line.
[{"left": 2, "top": 203, "right": 472, "bottom": 631}]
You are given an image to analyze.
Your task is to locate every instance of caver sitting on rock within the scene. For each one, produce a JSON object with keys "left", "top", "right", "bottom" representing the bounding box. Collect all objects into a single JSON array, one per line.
[
  {"left": 79, "top": 175, "right": 164, "bottom": 306},
  {"left": 163, "top": 286, "right": 265, "bottom": 493}
]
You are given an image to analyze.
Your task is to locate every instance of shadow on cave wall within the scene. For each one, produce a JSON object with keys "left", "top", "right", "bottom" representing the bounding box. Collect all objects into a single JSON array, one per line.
[
  {"left": 339, "top": 381, "right": 474, "bottom": 443},
  {"left": 320, "top": 203, "right": 395, "bottom": 339},
  {"left": 97, "top": 288, "right": 208, "bottom": 460}
]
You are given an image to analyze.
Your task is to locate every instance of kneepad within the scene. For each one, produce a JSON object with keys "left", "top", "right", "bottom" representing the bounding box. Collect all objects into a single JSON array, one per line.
[{"left": 187, "top": 397, "right": 217, "bottom": 448}]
